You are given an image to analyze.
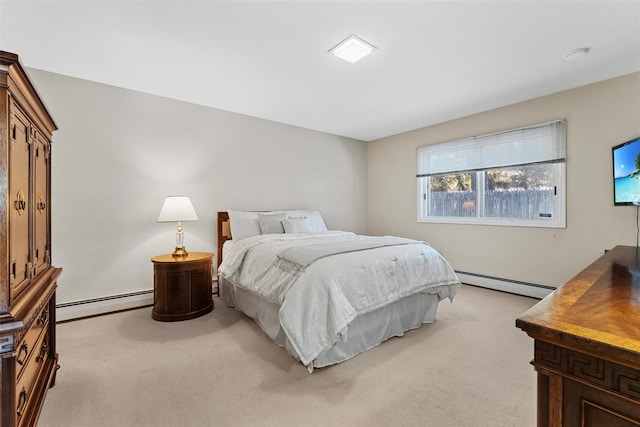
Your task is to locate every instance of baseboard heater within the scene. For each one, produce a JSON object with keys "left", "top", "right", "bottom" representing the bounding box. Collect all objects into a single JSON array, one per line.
[
  {"left": 456, "top": 271, "right": 555, "bottom": 299},
  {"left": 54, "top": 274, "right": 552, "bottom": 321},
  {"left": 56, "top": 290, "right": 154, "bottom": 322}
]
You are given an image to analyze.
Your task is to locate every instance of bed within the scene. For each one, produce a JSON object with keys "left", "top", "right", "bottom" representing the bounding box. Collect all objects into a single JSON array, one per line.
[{"left": 217, "top": 210, "right": 460, "bottom": 371}]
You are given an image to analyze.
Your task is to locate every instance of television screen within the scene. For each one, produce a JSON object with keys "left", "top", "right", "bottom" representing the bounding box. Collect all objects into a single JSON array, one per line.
[{"left": 613, "top": 136, "right": 640, "bottom": 206}]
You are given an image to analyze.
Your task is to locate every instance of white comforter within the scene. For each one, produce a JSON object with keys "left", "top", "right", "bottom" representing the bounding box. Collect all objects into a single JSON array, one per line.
[{"left": 219, "top": 232, "right": 460, "bottom": 366}]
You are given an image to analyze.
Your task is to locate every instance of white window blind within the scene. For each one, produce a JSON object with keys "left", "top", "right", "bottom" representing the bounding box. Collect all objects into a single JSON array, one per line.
[{"left": 417, "top": 120, "right": 566, "bottom": 177}]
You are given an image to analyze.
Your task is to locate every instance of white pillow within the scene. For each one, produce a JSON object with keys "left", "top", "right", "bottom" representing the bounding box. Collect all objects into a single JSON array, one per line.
[
  {"left": 285, "top": 209, "right": 321, "bottom": 219},
  {"left": 228, "top": 210, "right": 261, "bottom": 241},
  {"left": 285, "top": 210, "right": 327, "bottom": 225},
  {"left": 257, "top": 212, "right": 286, "bottom": 234},
  {"left": 282, "top": 216, "right": 328, "bottom": 233}
]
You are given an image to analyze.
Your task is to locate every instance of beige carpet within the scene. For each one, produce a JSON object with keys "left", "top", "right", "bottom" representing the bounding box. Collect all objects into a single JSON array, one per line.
[{"left": 39, "top": 284, "right": 539, "bottom": 427}]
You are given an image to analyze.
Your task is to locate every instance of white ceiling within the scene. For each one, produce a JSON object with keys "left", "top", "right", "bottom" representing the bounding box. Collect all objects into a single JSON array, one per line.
[{"left": 1, "top": 1, "right": 639, "bottom": 141}]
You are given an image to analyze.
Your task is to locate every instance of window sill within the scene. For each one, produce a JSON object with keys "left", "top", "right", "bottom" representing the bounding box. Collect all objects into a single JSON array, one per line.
[{"left": 417, "top": 216, "right": 566, "bottom": 229}]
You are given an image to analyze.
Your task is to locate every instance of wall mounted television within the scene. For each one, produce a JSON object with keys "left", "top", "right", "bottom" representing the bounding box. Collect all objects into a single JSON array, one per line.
[{"left": 613, "top": 136, "right": 640, "bottom": 206}]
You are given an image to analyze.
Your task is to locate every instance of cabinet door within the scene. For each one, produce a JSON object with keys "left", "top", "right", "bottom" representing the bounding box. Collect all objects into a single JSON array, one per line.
[
  {"left": 563, "top": 377, "right": 640, "bottom": 426},
  {"left": 33, "top": 129, "right": 50, "bottom": 277},
  {"left": 190, "top": 264, "right": 212, "bottom": 311},
  {"left": 9, "top": 103, "right": 32, "bottom": 297}
]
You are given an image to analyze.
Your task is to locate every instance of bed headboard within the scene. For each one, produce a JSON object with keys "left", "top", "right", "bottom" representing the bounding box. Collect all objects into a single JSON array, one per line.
[{"left": 217, "top": 211, "right": 231, "bottom": 268}]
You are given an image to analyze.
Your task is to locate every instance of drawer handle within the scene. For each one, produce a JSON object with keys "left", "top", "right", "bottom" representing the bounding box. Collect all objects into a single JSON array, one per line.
[
  {"left": 37, "top": 196, "right": 46, "bottom": 211},
  {"left": 17, "top": 388, "right": 28, "bottom": 417},
  {"left": 36, "top": 342, "right": 47, "bottom": 362},
  {"left": 15, "top": 190, "right": 27, "bottom": 214},
  {"left": 37, "top": 308, "right": 48, "bottom": 325},
  {"left": 16, "top": 343, "right": 28, "bottom": 366}
]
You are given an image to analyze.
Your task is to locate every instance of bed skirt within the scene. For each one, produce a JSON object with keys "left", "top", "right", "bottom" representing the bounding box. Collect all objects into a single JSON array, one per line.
[{"left": 219, "top": 275, "right": 450, "bottom": 369}]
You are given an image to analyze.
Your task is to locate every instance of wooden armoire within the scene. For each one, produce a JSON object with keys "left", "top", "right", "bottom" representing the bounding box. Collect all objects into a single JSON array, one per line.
[{"left": 0, "top": 51, "right": 62, "bottom": 426}]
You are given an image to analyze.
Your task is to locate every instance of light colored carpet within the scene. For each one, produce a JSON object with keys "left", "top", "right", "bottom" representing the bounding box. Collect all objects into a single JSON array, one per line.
[{"left": 39, "top": 284, "right": 538, "bottom": 427}]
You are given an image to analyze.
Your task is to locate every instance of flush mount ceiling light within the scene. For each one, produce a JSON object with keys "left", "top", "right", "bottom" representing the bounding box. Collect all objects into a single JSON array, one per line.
[
  {"left": 329, "top": 34, "right": 376, "bottom": 64},
  {"left": 565, "top": 47, "right": 590, "bottom": 60}
]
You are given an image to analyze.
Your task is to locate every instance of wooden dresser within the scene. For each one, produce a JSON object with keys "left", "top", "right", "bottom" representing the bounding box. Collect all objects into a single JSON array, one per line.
[
  {"left": 517, "top": 245, "right": 640, "bottom": 426},
  {"left": 0, "top": 51, "right": 62, "bottom": 426}
]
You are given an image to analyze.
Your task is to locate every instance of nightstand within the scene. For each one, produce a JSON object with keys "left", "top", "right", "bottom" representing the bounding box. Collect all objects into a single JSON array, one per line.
[{"left": 151, "top": 252, "right": 214, "bottom": 321}]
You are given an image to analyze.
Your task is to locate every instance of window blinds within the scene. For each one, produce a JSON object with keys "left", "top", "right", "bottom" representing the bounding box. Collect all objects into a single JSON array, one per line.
[{"left": 417, "top": 120, "right": 566, "bottom": 177}]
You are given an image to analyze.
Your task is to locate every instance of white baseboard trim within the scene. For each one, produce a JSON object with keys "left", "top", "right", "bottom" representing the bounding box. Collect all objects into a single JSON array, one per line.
[
  {"left": 56, "top": 290, "right": 153, "bottom": 322},
  {"left": 456, "top": 271, "right": 555, "bottom": 299}
]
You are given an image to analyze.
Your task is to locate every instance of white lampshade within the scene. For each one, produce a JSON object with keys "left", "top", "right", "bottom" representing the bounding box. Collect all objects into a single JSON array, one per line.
[{"left": 157, "top": 196, "right": 199, "bottom": 222}]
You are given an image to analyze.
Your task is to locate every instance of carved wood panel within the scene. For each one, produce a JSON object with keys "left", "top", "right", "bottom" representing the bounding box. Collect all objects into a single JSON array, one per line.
[
  {"left": 535, "top": 340, "right": 640, "bottom": 402},
  {"left": 33, "top": 130, "right": 50, "bottom": 277},
  {"left": 8, "top": 102, "right": 32, "bottom": 298}
]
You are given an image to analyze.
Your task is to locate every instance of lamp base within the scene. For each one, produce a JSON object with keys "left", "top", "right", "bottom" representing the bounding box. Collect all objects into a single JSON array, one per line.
[{"left": 172, "top": 246, "right": 189, "bottom": 258}]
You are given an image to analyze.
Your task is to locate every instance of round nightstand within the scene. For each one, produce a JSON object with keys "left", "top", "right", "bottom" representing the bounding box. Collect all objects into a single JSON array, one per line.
[{"left": 151, "top": 252, "right": 214, "bottom": 321}]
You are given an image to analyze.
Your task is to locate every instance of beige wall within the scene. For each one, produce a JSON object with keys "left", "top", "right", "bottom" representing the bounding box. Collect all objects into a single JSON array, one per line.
[
  {"left": 368, "top": 72, "right": 640, "bottom": 287},
  {"left": 28, "top": 69, "right": 368, "bottom": 304},
  {"left": 24, "top": 67, "right": 640, "bottom": 305}
]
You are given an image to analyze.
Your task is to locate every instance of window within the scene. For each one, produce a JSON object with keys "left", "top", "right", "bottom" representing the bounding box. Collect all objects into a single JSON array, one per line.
[{"left": 417, "top": 120, "right": 566, "bottom": 228}]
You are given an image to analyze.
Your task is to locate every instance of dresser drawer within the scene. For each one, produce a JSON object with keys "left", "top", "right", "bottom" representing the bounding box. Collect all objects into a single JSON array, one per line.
[
  {"left": 15, "top": 329, "right": 49, "bottom": 426},
  {"left": 15, "top": 305, "right": 49, "bottom": 381}
]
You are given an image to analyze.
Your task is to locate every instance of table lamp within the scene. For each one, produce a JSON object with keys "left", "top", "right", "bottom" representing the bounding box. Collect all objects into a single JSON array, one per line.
[{"left": 157, "top": 196, "right": 199, "bottom": 257}]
